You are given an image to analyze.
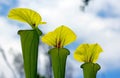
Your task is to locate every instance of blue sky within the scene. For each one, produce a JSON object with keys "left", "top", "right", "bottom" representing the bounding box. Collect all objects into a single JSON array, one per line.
[
  {"left": 0, "top": 0, "right": 18, "bottom": 16},
  {"left": 0, "top": 0, "right": 120, "bottom": 78}
]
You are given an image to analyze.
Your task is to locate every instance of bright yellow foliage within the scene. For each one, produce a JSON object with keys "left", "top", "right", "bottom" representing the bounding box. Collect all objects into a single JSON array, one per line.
[
  {"left": 74, "top": 43, "right": 103, "bottom": 63},
  {"left": 8, "top": 8, "right": 46, "bottom": 28},
  {"left": 42, "top": 25, "right": 77, "bottom": 48}
]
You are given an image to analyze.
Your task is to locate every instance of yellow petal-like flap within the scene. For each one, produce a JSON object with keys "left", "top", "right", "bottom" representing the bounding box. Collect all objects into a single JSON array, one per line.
[
  {"left": 8, "top": 8, "right": 46, "bottom": 28},
  {"left": 74, "top": 43, "right": 103, "bottom": 63},
  {"left": 42, "top": 25, "right": 77, "bottom": 48}
]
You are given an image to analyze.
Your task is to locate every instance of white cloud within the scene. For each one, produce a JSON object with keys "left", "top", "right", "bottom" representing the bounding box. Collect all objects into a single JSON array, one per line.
[
  {"left": 0, "top": 54, "right": 13, "bottom": 78},
  {"left": 86, "top": 0, "right": 120, "bottom": 15},
  {"left": 0, "top": 17, "right": 22, "bottom": 77},
  {"left": 0, "top": 17, "right": 21, "bottom": 52}
]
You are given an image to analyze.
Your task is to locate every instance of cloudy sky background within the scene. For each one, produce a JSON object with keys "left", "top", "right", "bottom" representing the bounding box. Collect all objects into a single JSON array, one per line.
[{"left": 0, "top": 0, "right": 120, "bottom": 78}]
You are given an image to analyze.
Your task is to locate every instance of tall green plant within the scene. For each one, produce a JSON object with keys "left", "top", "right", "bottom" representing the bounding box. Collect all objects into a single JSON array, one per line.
[
  {"left": 8, "top": 8, "right": 46, "bottom": 78},
  {"left": 42, "top": 25, "right": 77, "bottom": 78},
  {"left": 74, "top": 43, "right": 103, "bottom": 78}
]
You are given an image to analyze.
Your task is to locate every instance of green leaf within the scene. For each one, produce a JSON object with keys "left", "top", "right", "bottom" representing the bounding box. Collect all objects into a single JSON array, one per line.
[
  {"left": 35, "top": 28, "right": 42, "bottom": 35},
  {"left": 48, "top": 48, "right": 70, "bottom": 78},
  {"left": 81, "top": 62, "right": 100, "bottom": 78},
  {"left": 18, "top": 29, "right": 41, "bottom": 78}
]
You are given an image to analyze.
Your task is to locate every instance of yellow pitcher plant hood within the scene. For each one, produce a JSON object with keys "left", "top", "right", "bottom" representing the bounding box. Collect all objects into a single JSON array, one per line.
[
  {"left": 74, "top": 43, "right": 103, "bottom": 63},
  {"left": 42, "top": 25, "right": 77, "bottom": 48},
  {"left": 8, "top": 8, "right": 46, "bottom": 28}
]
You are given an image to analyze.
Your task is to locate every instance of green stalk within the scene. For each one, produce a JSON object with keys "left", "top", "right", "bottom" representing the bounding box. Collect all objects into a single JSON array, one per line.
[
  {"left": 81, "top": 62, "right": 100, "bottom": 78},
  {"left": 48, "top": 48, "right": 70, "bottom": 78},
  {"left": 18, "top": 29, "right": 42, "bottom": 78}
]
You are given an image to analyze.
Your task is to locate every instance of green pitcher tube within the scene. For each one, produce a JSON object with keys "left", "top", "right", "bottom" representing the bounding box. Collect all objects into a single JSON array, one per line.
[
  {"left": 41, "top": 26, "right": 77, "bottom": 78},
  {"left": 18, "top": 29, "right": 41, "bottom": 78},
  {"left": 74, "top": 43, "right": 103, "bottom": 78},
  {"left": 81, "top": 63, "right": 100, "bottom": 78},
  {"left": 48, "top": 48, "right": 70, "bottom": 78},
  {"left": 8, "top": 8, "right": 46, "bottom": 78}
]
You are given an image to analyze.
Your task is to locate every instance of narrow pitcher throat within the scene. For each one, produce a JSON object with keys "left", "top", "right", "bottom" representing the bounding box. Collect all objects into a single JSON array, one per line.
[{"left": 81, "top": 62, "right": 101, "bottom": 78}]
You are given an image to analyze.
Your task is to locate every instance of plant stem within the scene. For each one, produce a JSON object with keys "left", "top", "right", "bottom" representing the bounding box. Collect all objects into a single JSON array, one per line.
[
  {"left": 81, "top": 62, "right": 100, "bottom": 78},
  {"left": 18, "top": 29, "right": 41, "bottom": 78},
  {"left": 48, "top": 48, "right": 70, "bottom": 78}
]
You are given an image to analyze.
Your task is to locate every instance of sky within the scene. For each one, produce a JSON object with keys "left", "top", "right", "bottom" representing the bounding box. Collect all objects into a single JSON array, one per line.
[{"left": 0, "top": 0, "right": 120, "bottom": 78}]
